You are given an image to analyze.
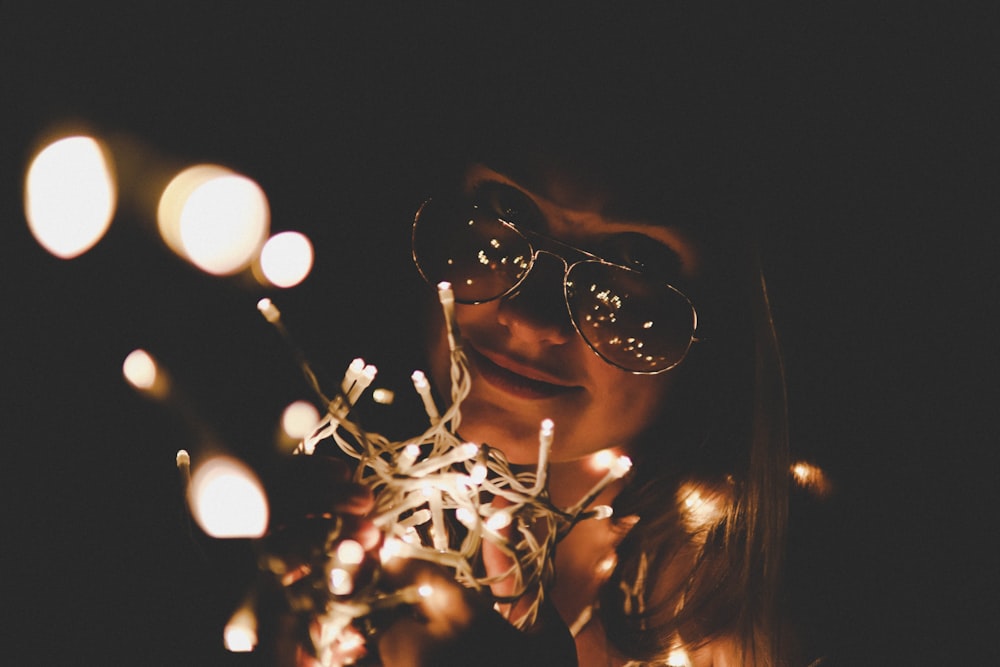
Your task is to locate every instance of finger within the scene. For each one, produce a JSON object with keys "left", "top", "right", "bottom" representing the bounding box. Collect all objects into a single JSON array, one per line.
[{"left": 481, "top": 495, "right": 518, "bottom": 600}]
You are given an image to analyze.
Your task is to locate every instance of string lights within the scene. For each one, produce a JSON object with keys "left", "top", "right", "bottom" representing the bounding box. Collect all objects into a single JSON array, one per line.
[
  {"left": 231, "top": 282, "right": 631, "bottom": 665},
  {"left": 25, "top": 125, "right": 836, "bottom": 667}
]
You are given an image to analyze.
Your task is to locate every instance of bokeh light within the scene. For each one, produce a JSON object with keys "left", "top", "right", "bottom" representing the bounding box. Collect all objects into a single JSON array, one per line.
[
  {"left": 122, "top": 348, "right": 169, "bottom": 398},
  {"left": 223, "top": 607, "right": 257, "bottom": 652},
  {"left": 157, "top": 165, "right": 269, "bottom": 275},
  {"left": 24, "top": 135, "right": 117, "bottom": 259},
  {"left": 122, "top": 349, "right": 157, "bottom": 389},
  {"left": 336, "top": 539, "right": 366, "bottom": 566},
  {"left": 791, "top": 461, "right": 832, "bottom": 497},
  {"left": 281, "top": 400, "right": 320, "bottom": 440},
  {"left": 259, "top": 231, "right": 314, "bottom": 287},
  {"left": 189, "top": 456, "right": 269, "bottom": 538}
]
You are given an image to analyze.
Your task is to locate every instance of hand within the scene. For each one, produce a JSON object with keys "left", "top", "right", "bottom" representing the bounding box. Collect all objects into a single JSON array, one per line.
[
  {"left": 375, "top": 559, "right": 578, "bottom": 667},
  {"left": 258, "top": 454, "right": 379, "bottom": 666}
]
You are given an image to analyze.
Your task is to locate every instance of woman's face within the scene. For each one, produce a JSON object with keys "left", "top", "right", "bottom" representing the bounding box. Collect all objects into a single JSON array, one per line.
[{"left": 427, "top": 164, "right": 703, "bottom": 464}]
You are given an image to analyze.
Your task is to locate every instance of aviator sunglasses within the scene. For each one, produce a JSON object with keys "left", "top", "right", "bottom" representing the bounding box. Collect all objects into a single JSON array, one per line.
[{"left": 411, "top": 196, "right": 699, "bottom": 375}]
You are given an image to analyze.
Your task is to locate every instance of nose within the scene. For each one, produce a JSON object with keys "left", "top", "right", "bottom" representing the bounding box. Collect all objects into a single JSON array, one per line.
[{"left": 496, "top": 251, "right": 574, "bottom": 345}]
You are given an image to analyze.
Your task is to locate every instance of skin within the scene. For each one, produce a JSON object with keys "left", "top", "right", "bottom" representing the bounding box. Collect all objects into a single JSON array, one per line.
[
  {"left": 293, "top": 163, "right": 716, "bottom": 666},
  {"left": 427, "top": 164, "right": 702, "bottom": 472},
  {"left": 415, "top": 163, "right": 708, "bottom": 665}
]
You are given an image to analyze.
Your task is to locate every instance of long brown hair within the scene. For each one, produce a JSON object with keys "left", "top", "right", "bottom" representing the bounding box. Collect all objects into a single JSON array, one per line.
[
  {"left": 453, "top": 78, "right": 794, "bottom": 664},
  {"left": 603, "top": 251, "right": 791, "bottom": 664}
]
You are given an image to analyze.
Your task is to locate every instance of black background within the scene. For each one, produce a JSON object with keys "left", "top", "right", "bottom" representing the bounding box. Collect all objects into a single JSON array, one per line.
[{"left": 1, "top": 3, "right": 993, "bottom": 665}]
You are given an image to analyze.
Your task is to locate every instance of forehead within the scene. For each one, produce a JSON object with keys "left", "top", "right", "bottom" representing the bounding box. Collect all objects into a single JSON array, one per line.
[{"left": 463, "top": 163, "right": 703, "bottom": 276}]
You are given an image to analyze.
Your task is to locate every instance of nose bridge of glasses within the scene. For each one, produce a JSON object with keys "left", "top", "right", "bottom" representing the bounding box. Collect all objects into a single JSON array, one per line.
[{"left": 523, "top": 227, "right": 596, "bottom": 267}]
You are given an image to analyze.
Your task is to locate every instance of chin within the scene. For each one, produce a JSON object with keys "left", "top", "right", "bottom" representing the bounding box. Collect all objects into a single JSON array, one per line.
[{"left": 454, "top": 401, "right": 544, "bottom": 465}]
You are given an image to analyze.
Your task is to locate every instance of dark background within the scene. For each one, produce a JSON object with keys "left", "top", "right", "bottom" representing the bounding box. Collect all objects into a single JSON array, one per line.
[{"left": 1, "top": 3, "right": 993, "bottom": 665}]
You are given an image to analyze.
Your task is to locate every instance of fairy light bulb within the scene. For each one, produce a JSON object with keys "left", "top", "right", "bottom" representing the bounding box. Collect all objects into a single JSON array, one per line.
[
  {"left": 609, "top": 455, "right": 632, "bottom": 478},
  {"left": 259, "top": 230, "right": 314, "bottom": 287},
  {"left": 122, "top": 349, "right": 157, "bottom": 390},
  {"left": 666, "top": 644, "right": 692, "bottom": 667},
  {"left": 329, "top": 568, "right": 353, "bottom": 595},
  {"left": 224, "top": 607, "right": 257, "bottom": 652},
  {"left": 189, "top": 456, "right": 269, "bottom": 538},
  {"left": 372, "top": 388, "right": 395, "bottom": 404},
  {"left": 256, "top": 297, "right": 281, "bottom": 323},
  {"left": 593, "top": 449, "right": 616, "bottom": 470},
  {"left": 469, "top": 462, "right": 488, "bottom": 484},
  {"left": 591, "top": 505, "right": 614, "bottom": 520},
  {"left": 398, "top": 443, "right": 421, "bottom": 471},
  {"left": 486, "top": 510, "right": 512, "bottom": 531},
  {"left": 281, "top": 400, "right": 320, "bottom": 440},
  {"left": 159, "top": 165, "right": 271, "bottom": 274},
  {"left": 24, "top": 135, "right": 116, "bottom": 259},
  {"left": 596, "top": 553, "right": 617, "bottom": 574},
  {"left": 379, "top": 537, "right": 404, "bottom": 562},
  {"left": 336, "top": 540, "right": 365, "bottom": 566},
  {"left": 122, "top": 348, "right": 169, "bottom": 399},
  {"left": 790, "top": 460, "right": 832, "bottom": 497},
  {"left": 455, "top": 507, "right": 477, "bottom": 528}
]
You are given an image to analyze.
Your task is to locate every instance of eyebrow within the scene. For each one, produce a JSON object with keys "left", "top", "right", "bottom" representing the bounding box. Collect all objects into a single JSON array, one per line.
[{"left": 471, "top": 165, "right": 669, "bottom": 231}]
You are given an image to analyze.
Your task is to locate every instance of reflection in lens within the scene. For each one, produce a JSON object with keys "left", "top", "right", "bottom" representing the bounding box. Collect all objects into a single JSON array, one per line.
[
  {"left": 413, "top": 200, "right": 531, "bottom": 303},
  {"left": 567, "top": 262, "right": 694, "bottom": 373}
]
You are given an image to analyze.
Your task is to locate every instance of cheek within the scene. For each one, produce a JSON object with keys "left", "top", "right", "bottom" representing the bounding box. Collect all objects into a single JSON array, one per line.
[
  {"left": 426, "top": 302, "right": 492, "bottom": 393},
  {"left": 586, "top": 364, "right": 675, "bottom": 439}
]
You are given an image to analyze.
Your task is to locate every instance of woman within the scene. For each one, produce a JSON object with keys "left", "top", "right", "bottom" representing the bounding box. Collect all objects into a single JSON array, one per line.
[
  {"left": 424, "top": 132, "right": 789, "bottom": 665},
  {"left": 270, "top": 97, "right": 803, "bottom": 665}
]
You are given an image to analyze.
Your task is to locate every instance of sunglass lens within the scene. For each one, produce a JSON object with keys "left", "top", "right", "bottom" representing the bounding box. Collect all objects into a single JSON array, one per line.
[
  {"left": 566, "top": 262, "right": 695, "bottom": 372},
  {"left": 413, "top": 200, "right": 532, "bottom": 303}
]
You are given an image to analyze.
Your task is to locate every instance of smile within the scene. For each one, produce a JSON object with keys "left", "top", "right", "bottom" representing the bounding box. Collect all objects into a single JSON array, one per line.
[{"left": 467, "top": 345, "right": 582, "bottom": 400}]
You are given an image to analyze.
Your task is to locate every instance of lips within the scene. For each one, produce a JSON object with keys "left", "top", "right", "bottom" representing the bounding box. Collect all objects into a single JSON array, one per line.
[{"left": 467, "top": 345, "right": 581, "bottom": 400}]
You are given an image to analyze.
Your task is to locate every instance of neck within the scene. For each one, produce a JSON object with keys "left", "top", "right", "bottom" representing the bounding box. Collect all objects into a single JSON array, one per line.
[{"left": 545, "top": 458, "right": 627, "bottom": 513}]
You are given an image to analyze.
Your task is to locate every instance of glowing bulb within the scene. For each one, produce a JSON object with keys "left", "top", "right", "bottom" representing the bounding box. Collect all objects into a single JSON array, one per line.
[
  {"left": 372, "top": 388, "right": 395, "bottom": 404},
  {"left": 666, "top": 645, "right": 692, "bottom": 667},
  {"left": 224, "top": 607, "right": 257, "bottom": 652},
  {"left": 336, "top": 539, "right": 365, "bottom": 566},
  {"left": 593, "top": 449, "right": 616, "bottom": 470},
  {"left": 259, "top": 231, "right": 314, "bottom": 287},
  {"left": 417, "top": 584, "right": 433, "bottom": 598},
  {"left": 337, "top": 629, "right": 364, "bottom": 653},
  {"left": 400, "top": 443, "right": 421, "bottom": 467},
  {"left": 329, "top": 567, "right": 353, "bottom": 595},
  {"left": 677, "top": 483, "right": 727, "bottom": 536},
  {"left": 609, "top": 455, "right": 633, "bottom": 478},
  {"left": 459, "top": 443, "right": 479, "bottom": 459},
  {"left": 591, "top": 505, "right": 614, "bottom": 520},
  {"left": 256, "top": 297, "right": 280, "bottom": 323},
  {"left": 158, "top": 166, "right": 269, "bottom": 275},
  {"left": 469, "top": 462, "right": 488, "bottom": 484},
  {"left": 455, "top": 507, "right": 477, "bottom": 527},
  {"left": 790, "top": 461, "right": 831, "bottom": 497},
  {"left": 411, "top": 370, "right": 429, "bottom": 389},
  {"left": 281, "top": 400, "right": 320, "bottom": 439},
  {"left": 122, "top": 349, "right": 157, "bottom": 390},
  {"left": 379, "top": 537, "right": 404, "bottom": 562},
  {"left": 157, "top": 164, "right": 228, "bottom": 254},
  {"left": 181, "top": 174, "right": 269, "bottom": 274},
  {"left": 189, "top": 457, "right": 269, "bottom": 538},
  {"left": 596, "top": 553, "right": 617, "bottom": 574},
  {"left": 486, "top": 510, "right": 512, "bottom": 531},
  {"left": 25, "top": 135, "right": 116, "bottom": 259}
]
